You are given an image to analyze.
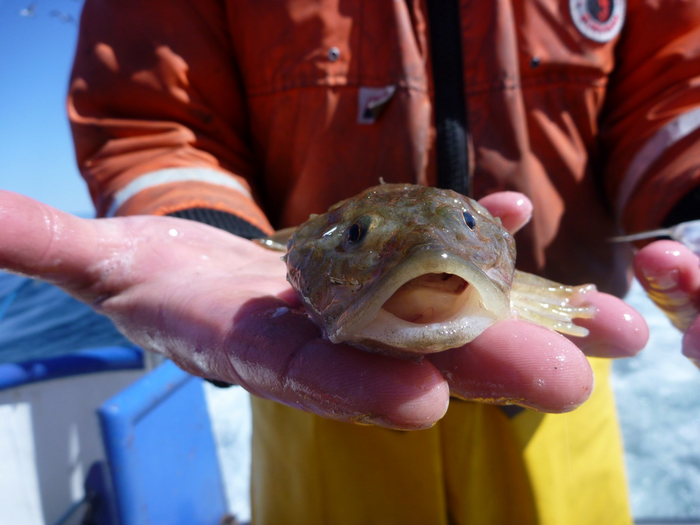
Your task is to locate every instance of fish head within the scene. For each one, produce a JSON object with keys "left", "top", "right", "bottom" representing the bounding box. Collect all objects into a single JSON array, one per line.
[{"left": 285, "top": 184, "right": 516, "bottom": 353}]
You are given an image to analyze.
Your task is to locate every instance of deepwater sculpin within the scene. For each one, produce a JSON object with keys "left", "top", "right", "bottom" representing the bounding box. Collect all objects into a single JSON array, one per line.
[{"left": 262, "top": 184, "right": 596, "bottom": 354}]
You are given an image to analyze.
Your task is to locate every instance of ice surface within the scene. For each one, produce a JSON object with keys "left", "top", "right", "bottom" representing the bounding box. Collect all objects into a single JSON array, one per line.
[
  {"left": 613, "top": 280, "right": 700, "bottom": 520},
  {"left": 203, "top": 383, "right": 252, "bottom": 523}
]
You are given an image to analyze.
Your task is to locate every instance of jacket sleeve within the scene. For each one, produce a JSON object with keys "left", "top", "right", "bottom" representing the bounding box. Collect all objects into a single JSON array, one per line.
[
  {"left": 600, "top": 0, "right": 700, "bottom": 234},
  {"left": 68, "top": 0, "right": 273, "bottom": 235}
]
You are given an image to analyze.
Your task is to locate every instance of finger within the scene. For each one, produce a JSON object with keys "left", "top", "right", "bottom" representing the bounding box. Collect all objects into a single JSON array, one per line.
[
  {"left": 427, "top": 319, "right": 594, "bottom": 413},
  {"left": 201, "top": 297, "right": 451, "bottom": 430},
  {"left": 0, "top": 190, "right": 100, "bottom": 288},
  {"left": 283, "top": 339, "right": 450, "bottom": 429},
  {"left": 478, "top": 191, "right": 533, "bottom": 234},
  {"left": 568, "top": 289, "right": 648, "bottom": 358},
  {"left": 634, "top": 240, "right": 700, "bottom": 332},
  {"left": 0, "top": 190, "right": 256, "bottom": 301}
]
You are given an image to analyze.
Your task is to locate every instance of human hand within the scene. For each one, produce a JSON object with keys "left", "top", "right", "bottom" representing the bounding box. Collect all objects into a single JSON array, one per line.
[
  {"left": 634, "top": 240, "right": 700, "bottom": 367},
  {"left": 0, "top": 190, "right": 646, "bottom": 430}
]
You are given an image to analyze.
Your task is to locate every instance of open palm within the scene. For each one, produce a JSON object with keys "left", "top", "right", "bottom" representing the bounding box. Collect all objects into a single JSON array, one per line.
[{"left": 0, "top": 190, "right": 647, "bottom": 429}]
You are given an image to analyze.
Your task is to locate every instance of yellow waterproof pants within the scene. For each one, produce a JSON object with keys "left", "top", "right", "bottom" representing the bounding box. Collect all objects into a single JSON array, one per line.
[{"left": 250, "top": 358, "right": 631, "bottom": 524}]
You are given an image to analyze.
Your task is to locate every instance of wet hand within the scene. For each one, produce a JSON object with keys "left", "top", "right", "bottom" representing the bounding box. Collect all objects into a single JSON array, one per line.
[{"left": 0, "top": 190, "right": 647, "bottom": 430}]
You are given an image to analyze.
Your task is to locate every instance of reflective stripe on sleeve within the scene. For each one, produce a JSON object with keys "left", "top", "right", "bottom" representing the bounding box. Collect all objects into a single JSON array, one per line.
[
  {"left": 106, "top": 168, "right": 253, "bottom": 217},
  {"left": 616, "top": 107, "right": 700, "bottom": 218}
]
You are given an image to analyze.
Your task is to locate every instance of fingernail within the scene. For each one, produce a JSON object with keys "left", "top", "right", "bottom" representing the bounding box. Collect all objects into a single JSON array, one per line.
[{"left": 640, "top": 267, "right": 679, "bottom": 291}]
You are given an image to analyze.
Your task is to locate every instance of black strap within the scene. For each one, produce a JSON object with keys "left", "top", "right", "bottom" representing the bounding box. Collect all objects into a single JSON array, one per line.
[
  {"left": 499, "top": 405, "right": 526, "bottom": 418},
  {"left": 427, "top": 6, "right": 522, "bottom": 419},
  {"left": 168, "top": 207, "right": 266, "bottom": 240},
  {"left": 426, "top": 0, "right": 471, "bottom": 196}
]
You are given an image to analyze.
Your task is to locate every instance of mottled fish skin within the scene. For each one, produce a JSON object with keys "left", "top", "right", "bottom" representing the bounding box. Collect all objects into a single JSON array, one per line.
[{"left": 284, "top": 184, "right": 516, "bottom": 352}]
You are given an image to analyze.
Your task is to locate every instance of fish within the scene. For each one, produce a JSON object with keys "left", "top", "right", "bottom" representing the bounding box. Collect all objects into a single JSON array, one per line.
[{"left": 261, "top": 184, "right": 596, "bottom": 355}]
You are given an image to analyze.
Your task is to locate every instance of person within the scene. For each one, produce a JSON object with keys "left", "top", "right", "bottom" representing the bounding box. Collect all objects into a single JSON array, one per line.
[{"left": 1, "top": 0, "right": 699, "bottom": 523}]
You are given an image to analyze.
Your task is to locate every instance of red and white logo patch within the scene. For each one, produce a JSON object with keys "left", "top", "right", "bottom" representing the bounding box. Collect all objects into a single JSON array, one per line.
[{"left": 570, "top": 0, "right": 626, "bottom": 43}]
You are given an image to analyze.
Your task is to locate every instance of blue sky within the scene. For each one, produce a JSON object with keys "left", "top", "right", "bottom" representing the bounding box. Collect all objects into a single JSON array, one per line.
[{"left": 0, "top": 0, "right": 93, "bottom": 215}]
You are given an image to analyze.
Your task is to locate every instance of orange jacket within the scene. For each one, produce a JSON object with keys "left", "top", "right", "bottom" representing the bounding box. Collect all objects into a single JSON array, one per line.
[{"left": 68, "top": 0, "right": 700, "bottom": 296}]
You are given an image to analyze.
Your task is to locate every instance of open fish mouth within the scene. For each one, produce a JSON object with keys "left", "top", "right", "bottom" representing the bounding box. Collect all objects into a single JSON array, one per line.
[
  {"left": 382, "top": 273, "right": 474, "bottom": 324},
  {"left": 329, "top": 251, "right": 511, "bottom": 353}
]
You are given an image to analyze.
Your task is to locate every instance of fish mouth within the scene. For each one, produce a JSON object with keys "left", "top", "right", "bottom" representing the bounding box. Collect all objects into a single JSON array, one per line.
[{"left": 329, "top": 250, "right": 510, "bottom": 353}]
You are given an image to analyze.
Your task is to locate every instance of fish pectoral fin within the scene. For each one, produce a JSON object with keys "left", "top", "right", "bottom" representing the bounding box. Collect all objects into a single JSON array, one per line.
[
  {"left": 510, "top": 270, "right": 596, "bottom": 337},
  {"left": 253, "top": 226, "right": 298, "bottom": 252}
]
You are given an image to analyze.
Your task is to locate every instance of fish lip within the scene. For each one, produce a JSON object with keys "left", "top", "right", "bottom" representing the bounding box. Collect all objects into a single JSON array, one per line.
[{"left": 328, "top": 247, "right": 510, "bottom": 347}]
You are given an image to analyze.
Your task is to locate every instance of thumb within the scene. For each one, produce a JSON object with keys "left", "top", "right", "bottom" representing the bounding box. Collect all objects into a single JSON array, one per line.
[
  {"left": 0, "top": 190, "right": 109, "bottom": 293},
  {"left": 634, "top": 240, "right": 700, "bottom": 333},
  {"left": 477, "top": 191, "right": 533, "bottom": 234}
]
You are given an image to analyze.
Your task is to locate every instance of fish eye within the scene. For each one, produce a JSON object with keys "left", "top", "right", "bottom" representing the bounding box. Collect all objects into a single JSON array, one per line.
[
  {"left": 346, "top": 216, "right": 372, "bottom": 244},
  {"left": 462, "top": 211, "right": 476, "bottom": 230}
]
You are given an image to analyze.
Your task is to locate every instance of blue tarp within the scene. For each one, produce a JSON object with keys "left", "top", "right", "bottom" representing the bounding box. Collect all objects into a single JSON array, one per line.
[{"left": 0, "top": 271, "right": 132, "bottom": 364}]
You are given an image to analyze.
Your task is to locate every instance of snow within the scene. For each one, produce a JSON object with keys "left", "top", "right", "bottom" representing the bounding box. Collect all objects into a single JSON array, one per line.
[{"left": 613, "top": 281, "right": 700, "bottom": 520}]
